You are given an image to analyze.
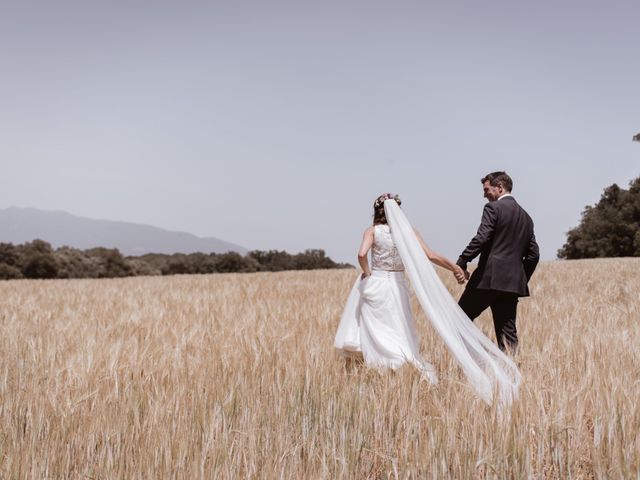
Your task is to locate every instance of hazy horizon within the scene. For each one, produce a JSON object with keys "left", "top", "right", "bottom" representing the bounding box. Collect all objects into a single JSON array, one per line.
[{"left": 2, "top": 1, "right": 638, "bottom": 263}]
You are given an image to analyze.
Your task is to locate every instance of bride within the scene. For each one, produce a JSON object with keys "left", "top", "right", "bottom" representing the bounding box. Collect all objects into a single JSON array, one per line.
[{"left": 334, "top": 193, "right": 521, "bottom": 405}]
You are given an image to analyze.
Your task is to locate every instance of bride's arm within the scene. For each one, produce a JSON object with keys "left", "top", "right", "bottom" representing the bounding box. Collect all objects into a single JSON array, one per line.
[
  {"left": 413, "top": 229, "right": 465, "bottom": 283},
  {"left": 357, "top": 227, "right": 375, "bottom": 279}
]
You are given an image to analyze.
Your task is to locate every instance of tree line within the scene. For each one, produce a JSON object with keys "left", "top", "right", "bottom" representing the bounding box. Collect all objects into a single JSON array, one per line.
[
  {"left": 558, "top": 175, "right": 640, "bottom": 259},
  {"left": 0, "top": 240, "right": 351, "bottom": 280},
  {"left": 5, "top": 173, "right": 636, "bottom": 278}
]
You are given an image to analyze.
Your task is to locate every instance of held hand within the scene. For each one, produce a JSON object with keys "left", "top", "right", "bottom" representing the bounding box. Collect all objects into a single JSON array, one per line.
[
  {"left": 361, "top": 272, "right": 371, "bottom": 280},
  {"left": 453, "top": 266, "right": 466, "bottom": 285},
  {"left": 464, "top": 269, "right": 470, "bottom": 281}
]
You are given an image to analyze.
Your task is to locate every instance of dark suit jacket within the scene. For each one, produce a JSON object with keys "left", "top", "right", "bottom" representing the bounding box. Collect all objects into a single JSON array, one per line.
[{"left": 457, "top": 196, "right": 539, "bottom": 297}]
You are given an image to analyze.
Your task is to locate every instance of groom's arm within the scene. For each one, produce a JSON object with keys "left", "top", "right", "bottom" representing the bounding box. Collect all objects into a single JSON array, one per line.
[
  {"left": 456, "top": 203, "right": 497, "bottom": 270},
  {"left": 523, "top": 232, "right": 539, "bottom": 281}
]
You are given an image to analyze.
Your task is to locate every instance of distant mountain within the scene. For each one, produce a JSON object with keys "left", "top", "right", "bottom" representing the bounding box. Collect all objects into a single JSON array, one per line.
[{"left": 0, "top": 207, "right": 248, "bottom": 256}]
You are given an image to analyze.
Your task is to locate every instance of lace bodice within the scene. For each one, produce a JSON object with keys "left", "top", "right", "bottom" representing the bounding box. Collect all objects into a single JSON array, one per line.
[{"left": 371, "top": 224, "right": 404, "bottom": 271}]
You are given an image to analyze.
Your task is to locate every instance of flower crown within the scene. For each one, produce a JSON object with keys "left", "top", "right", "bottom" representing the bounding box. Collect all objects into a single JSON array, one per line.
[{"left": 374, "top": 193, "right": 401, "bottom": 208}]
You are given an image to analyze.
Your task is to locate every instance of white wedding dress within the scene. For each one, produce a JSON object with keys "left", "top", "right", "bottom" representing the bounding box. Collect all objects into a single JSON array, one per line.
[
  {"left": 334, "top": 224, "right": 438, "bottom": 383},
  {"left": 334, "top": 200, "right": 521, "bottom": 406}
]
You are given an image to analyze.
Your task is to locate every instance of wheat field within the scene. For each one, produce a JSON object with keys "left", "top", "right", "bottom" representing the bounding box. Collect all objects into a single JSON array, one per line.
[{"left": 1, "top": 258, "right": 639, "bottom": 478}]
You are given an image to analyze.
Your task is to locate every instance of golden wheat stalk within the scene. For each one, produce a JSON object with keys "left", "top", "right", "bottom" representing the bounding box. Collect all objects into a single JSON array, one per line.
[{"left": 1, "top": 259, "right": 639, "bottom": 478}]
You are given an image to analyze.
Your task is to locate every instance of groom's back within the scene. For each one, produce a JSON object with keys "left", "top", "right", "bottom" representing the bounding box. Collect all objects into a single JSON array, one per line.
[
  {"left": 474, "top": 196, "right": 536, "bottom": 296},
  {"left": 492, "top": 197, "right": 534, "bottom": 259}
]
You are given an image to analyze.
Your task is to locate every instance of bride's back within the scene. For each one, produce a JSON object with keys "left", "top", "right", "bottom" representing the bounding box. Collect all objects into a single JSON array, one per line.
[{"left": 371, "top": 224, "right": 404, "bottom": 271}]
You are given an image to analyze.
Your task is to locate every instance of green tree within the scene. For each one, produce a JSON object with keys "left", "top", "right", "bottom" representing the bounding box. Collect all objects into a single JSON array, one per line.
[
  {"left": 215, "top": 252, "right": 258, "bottom": 273},
  {"left": 22, "top": 254, "right": 59, "bottom": 278},
  {"left": 19, "top": 240, "right": 60, "bottom": 279},
  {"left": 162, "top": 254, "right": 191, "bottom": 275},
  {"left": 85, "top": 248, "right": 133, "bottom": 278},
  {"left": 558, "top": 177, "right": 640, "bottom": 259},
  {"left": 0, "top": 243, "right": 19, "bottom": 267},
  {"left": 294, "top": 249, "right": 337, "bottom": 270},
  {"left": 248, "top": 250, "right": 295, "bottom": 271},
  {"left": 0, "top": 263, "right": 23, "bottom": 279},
  {"left": 56, "top": 246, "right": 101, "bottom": 278},
  {"left": 126, "top": 257, "right": 162, "bottom": 276}
]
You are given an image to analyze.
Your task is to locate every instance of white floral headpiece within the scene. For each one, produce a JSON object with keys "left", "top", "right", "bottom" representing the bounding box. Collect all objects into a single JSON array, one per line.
[{"left": 374, "top": 193, "right": 401, "bottom": 208}]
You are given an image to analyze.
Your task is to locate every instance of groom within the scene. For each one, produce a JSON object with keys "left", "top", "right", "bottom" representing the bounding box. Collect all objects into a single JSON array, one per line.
[{"left": 456, "top": 171, "right": 539, "bottom": 352}]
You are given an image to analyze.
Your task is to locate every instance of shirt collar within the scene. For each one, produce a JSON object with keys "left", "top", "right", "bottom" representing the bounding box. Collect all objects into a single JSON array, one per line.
[{"left": 498, "top": 193, "right": 513, "bottom": 201}]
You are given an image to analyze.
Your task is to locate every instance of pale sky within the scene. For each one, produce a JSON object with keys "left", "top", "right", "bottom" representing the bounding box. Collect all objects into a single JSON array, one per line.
[{"left": 2, "top": 0, "right": 639, "bottom": 263}]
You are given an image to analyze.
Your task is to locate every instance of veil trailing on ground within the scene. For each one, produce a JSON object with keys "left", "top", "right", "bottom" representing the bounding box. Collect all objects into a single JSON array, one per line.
[{"left": 384, "top": 199, "right": 521, "bottom": 405}]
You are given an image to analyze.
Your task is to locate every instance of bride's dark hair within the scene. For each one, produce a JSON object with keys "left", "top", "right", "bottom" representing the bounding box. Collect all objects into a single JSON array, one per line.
[{"left": 373, "top": 193, "right": 401, "bottom": 225}]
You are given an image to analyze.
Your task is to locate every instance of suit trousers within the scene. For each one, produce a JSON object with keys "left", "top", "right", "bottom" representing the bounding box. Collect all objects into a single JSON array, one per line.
[{"left": 458, "top": 288, "right": 519, "bottom": 352}]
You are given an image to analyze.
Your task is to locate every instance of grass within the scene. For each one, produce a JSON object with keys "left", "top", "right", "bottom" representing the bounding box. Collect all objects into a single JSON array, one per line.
[{"left": 1, "top": 258, "right": 639, "bottom": 478}]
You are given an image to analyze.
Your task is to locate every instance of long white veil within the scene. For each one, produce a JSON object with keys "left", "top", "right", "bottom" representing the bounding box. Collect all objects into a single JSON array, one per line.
[{"left": 384, "top": 199, "right": 521, "bottom": 405}]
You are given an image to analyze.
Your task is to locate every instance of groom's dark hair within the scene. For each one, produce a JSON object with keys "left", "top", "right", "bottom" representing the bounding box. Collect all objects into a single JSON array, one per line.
[{"left": 481, "top": 171, "right": 513, "bottom": 192}]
